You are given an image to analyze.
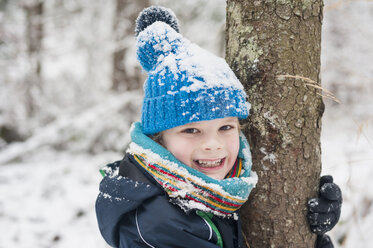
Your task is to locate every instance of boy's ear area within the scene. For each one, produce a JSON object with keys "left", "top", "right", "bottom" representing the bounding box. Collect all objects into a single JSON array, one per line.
[
  {"left": 239, "top": 119, "right": 249, "bottom": 131},
  {"left": 149, "top": 132, "right": 164, "bottom": 145}
]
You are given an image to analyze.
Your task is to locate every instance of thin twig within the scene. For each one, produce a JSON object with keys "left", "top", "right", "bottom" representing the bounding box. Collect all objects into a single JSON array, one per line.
[
  {"left": 347, "top": 159, "right": 373, "bottom": 164},
  {"left": 324, "top": 0, "right": 353, "bottom": 12},
  {"left": 277, "top": 74, "right": 341, "bottom": 103},
  {"left": 324, "top": 0, "right": 373, "bottom": 12},
  {"left": 243, "top": 232, "right": 251, "bottom": 248},
  {"left": 305, "top": 83, "right": 341, "bottom": 103},
  {"left": 353, "top": 119, "right": 373, "bottom": 150},
  {"left": 278, "top": 74, "right": 318, "bottom": 84}
]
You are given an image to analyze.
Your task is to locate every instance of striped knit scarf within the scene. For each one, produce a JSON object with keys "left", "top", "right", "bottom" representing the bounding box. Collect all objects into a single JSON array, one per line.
[{"left": 127, "top": 122, "right": 257, "bottom": 218}]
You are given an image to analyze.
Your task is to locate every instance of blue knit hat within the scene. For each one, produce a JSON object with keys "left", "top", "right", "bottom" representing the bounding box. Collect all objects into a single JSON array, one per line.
[{"left": 136, "top": 6, "right": 250, "bottom": 135}]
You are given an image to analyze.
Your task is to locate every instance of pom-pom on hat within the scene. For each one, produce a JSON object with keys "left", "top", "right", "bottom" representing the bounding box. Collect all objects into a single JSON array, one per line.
[{"left": 136, "top": 6, "right": 251, "bottom": 135}]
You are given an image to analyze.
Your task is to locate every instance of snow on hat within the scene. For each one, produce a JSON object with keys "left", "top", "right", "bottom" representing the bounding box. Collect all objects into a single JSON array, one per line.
[{"left": 136, "top": 6, "right": 250, "bottom": 135}]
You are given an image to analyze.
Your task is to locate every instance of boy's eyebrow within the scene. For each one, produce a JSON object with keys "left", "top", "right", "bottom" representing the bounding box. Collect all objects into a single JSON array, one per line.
[
  {"left": 221, "top": 118, "right": 239, "bottom": 124},
  {"left": 180, "top": 123, "right": 196, "bottom": 127},
  {"left": 181, "top": 122, "right": 202, "bottom": 127},
  {"left": 179, "top": 118, "right": 239, "bottom": 128},
  {"left": 175, "top": 124, "right": 198, "bottom": 130}
]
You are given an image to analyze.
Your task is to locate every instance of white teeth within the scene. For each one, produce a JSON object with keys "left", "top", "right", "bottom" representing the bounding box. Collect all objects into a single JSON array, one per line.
[{"left": 196, "top": 159, "right": 223, "bottom": 168}]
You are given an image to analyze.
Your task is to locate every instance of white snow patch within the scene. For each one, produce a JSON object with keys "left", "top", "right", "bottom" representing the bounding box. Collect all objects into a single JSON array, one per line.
[
  {"left": 260, "top": 147, "right": 277, "bottom": 164},
  {"left": 263, "top": 111, "right": 279, "bottom": 128}
]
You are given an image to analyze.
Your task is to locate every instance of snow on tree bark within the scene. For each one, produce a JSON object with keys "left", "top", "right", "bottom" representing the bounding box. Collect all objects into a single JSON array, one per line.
[{"left": 226, "top": 1, "right": 324, "bottom": 247}]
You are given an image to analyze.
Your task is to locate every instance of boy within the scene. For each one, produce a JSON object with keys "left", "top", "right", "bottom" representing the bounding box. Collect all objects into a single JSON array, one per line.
[{"left": 96, "top": 6, "right": 341, "bottom": 248}]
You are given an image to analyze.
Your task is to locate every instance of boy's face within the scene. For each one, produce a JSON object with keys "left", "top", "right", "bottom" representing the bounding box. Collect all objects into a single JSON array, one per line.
[{"left": 161, "top": 117, "right": 240, "bottom": 180}]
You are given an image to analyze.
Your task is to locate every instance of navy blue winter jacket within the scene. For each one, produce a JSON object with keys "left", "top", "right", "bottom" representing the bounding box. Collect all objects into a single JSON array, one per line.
[{"left": 95, "top": 154, "right": 244, "bottom": 248}]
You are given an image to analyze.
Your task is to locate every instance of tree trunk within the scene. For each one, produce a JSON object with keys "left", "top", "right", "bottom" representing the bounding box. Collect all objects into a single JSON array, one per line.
[
  {"left": 111, "top": 0, "right": 149, "bottom": 91},
  {"left": 226, "top": 1, "right": 324, "bottom": 247},
  {"left": 23, "top": 0, "right": 44, "bottom": 116}
]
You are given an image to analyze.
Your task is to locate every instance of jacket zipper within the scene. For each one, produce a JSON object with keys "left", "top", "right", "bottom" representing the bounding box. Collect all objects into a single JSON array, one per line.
[{"left": 196, "top": 211, "right": 223, "bottom": 247}]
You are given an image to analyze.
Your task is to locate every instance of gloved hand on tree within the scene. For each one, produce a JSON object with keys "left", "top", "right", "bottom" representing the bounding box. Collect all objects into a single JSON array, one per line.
[{"left": 307, "top": 175, "right": 342, "bottom": 248}]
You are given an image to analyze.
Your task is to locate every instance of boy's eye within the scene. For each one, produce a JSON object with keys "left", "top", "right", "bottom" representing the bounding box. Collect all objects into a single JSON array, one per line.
[
  {"left": 182, "top": 128, "right": 199, "bottom": 134},
  {"left": 220, "top": 125, "right": 234, "bottom": 131}
]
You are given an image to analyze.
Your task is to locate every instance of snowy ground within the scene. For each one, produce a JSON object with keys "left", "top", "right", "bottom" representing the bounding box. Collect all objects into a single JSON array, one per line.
[
  {"left": 0, "top": 151, "right": 112, "bottom": 248},
  {"left": 1, "top": 1, "right": 373, "bottom": 248},
  {"left": 0, "top": 92, "right": 142, "bottom": 248}
]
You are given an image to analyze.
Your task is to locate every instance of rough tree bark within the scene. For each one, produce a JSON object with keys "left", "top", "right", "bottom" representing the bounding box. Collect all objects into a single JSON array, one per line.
[
  {"left": 226, "top": 1, "right": 324, "bottom": 247},
  {"left": 111, "top": 0, "right": 149, "bottom": 91}
]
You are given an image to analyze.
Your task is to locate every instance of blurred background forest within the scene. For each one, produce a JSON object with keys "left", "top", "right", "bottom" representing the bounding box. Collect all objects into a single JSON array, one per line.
[{"left": 0, "top": 0, "right": 372, "bottom": 247}]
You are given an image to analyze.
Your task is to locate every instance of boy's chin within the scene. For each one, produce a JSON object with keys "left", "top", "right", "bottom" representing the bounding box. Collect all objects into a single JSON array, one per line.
[
  {"left": 202, "top": 170, "right": 229, "bottom": 180},
  {"left": 207, "top": 174, "right": 226, "bottom": 180}
]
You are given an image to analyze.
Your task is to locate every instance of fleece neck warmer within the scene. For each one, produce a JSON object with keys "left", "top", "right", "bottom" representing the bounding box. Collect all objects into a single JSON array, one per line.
[{"left": 127, "top": 122, "right": 257, "bottom": 218}]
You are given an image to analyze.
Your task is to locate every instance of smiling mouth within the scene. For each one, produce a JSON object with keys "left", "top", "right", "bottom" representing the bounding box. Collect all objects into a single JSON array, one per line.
[{"left": 194, "top": 158, "right": 225, "bottom": 168}]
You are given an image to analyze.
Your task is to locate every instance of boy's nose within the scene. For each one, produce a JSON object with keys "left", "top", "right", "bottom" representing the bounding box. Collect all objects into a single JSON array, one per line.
[{"left": 201, "top": 135, "right": 223, "bottom": 151}]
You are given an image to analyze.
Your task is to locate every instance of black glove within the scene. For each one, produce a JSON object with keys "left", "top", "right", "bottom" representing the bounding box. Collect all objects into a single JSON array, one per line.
[
  {"left": 316, "top": 234, "right": 334, "bottom": 248},
  {"left": 307, "top": 175, "right": 342, "bottom": 248},
  {"left": 308, "top": 175, "right": 342, "bottom": 234}
]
